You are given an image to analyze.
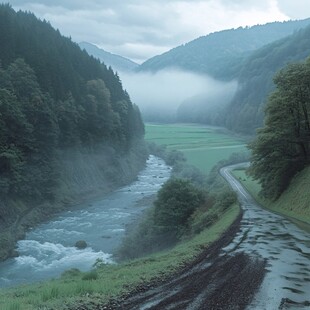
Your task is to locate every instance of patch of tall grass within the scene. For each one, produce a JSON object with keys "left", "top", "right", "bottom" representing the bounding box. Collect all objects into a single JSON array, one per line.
[
  {"left": 232, "top": 167, "right": 310, "bottom": 226},
  {"left": 0, "top": 205, "right": 240, "bottom": 310}
]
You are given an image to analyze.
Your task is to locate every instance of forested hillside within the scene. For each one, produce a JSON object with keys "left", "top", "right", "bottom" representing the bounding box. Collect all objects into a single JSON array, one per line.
[
  {"left": 248, "top": 58, "right": 310, "bottom": 199},
  {"left": 138, "top": 18, "right": 310, "bottom": 135},
  {"left": 79, "top": 42, "right": 138, "bottom": 72},
  {"left": 0, "top": 4, "right": 145, "bottom": 260},
  {"left": 224, "top": 24, "right": 310, "bottom": 133},
  {"left": 138, "top": 19, "right": 310, "bottom": 80}
]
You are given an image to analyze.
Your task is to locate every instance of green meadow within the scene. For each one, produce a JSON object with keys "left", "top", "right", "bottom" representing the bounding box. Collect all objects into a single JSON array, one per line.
[{"left": 145, "top": 123, "right": 247, "bottom": 174}]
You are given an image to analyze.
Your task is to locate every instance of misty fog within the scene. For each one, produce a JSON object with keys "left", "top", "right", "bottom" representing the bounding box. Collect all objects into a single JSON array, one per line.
[{"left": 120, "top": 69, "right": 238, "bottom": 122}]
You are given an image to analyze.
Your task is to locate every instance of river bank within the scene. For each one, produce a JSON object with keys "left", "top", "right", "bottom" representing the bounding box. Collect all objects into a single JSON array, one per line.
[
  {"left": 101, "top": 207, "right": 245, "bottom": 310},
  {"left": 95, "top": 165, "right": 310, "bottom": 310},
  {"left": 0, "top": 143, "right": 148, "bottom": 262},
  {"left": 0, "top": 155, "right": 171, "bottom": 289},
  {"left": 0, "top": 204, "right": 241, "bottom": 309},
  {"left": 0, "top": 155, "right": 171, "bottom": 288}
]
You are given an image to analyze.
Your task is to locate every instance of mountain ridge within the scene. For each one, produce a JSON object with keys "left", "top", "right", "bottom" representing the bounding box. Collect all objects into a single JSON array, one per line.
[
  {"left": 79, "top": 42, "right": 138, "bottom": 72},
  {"left": 138, "top": 18, "right": 310, "bottom": 80}
]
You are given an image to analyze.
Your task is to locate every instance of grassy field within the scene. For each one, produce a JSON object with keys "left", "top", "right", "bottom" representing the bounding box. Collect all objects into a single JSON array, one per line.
[
  {"left": 232, "top": 168, "right": 310, "bottom": 227},
  {"left": 0, "top": 205, "right": 240, "bottom": 310},
  {"left": 145, "top": 123, "right": 247, "bottom": 174}
]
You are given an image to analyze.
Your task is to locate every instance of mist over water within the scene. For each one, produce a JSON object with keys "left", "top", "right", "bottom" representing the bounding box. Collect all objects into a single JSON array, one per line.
[
  {"left": 0, "top": 156, "right": 171, "bottom": 288},
  {"left": 120, "top": 69, "right": 237, "bottom": 121}
]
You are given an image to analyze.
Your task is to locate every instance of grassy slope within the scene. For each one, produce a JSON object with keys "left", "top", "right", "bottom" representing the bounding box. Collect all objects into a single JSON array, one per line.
[
  {"left": 145, "top": 123, "right": 247, "bottom": 174},
  {"left": 0, "top": 205, "right": 240, "bottom": 310},
  {"left": 232, "top": 167, "right": 310, "bottom": 226}
]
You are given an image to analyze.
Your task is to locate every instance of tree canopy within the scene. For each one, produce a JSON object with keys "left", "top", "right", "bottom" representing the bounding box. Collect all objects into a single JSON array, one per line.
[
  {"left": 224, "top": 24, "right": 310, "bottom": 134},
  {"left": 248, "top": 59, "right": 310, "bottom": 199},
  {"left": 154, "top": 178, "right": 204, "bottom": 237},
  {"left": 0, "top": 4, "right": 144, "bottom": 202}
]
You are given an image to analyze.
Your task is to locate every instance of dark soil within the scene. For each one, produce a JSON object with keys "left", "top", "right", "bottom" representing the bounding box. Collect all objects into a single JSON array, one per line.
[{"left": 69, "top": 210, "right": 267, "bottom": 310}]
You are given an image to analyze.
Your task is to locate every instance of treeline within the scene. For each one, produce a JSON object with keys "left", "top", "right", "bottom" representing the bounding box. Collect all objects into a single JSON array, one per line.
[
  {"left": 249, "top": 59, "right": 310, "bottom": 199},
  {"left": 0, "top": 4, "right": 144, "bottom": 204},
  {"left": 176, "top": 24, "right": 310, "bottom": 135},
  {"left": 224, "top": 24, "right": 310, "bottom": 134},
  {"left": 138, "top": 19, "right": 310, "bottom": 80},
  {"left": 138, "top": 15, "right": 310, "bottom": 136}
]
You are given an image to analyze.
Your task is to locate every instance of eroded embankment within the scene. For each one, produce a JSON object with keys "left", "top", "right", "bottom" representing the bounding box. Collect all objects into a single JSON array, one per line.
[
  {"left": 92, "top": 210, "right": 262, "bottom": 310},
  {"left": 0, "top": 143, "right": 147, "bottom": 262}
]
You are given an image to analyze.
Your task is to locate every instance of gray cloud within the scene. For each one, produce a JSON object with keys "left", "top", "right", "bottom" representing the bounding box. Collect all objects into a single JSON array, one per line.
[
  {"left": 277, "top": 0, "right": 310, "bottom": 19},
  {"left": 6, "top": 0, "right": 302, "bottom": 63}
]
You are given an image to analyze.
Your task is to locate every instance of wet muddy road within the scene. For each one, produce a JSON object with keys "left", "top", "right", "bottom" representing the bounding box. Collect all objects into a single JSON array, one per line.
[{"left": 116, "top": 164, "right": 310, "bottom": 310}]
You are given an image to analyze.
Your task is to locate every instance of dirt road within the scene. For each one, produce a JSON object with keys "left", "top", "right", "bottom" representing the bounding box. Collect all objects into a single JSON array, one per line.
[{"left": 94, "top": 164, "right": 310, "bottom": 309}]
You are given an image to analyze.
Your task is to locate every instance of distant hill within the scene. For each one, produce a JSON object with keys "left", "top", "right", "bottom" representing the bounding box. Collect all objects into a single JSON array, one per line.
[
  {"left": 138, "top": 19, "right": 310, "bottom": 80},
  {"left": 223, "top": 24, "right": 310, "bottom": 134},
  {"left": 79, "top": 42, "right": 138, "bottom": 72},
  {"left": 178, "top": 23, "right": 310, "bottom": 134}
]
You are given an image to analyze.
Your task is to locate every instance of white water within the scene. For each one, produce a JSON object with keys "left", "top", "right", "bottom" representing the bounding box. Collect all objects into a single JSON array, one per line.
[{"left": 0, "top": 155, "right": 171, "bottom": 287}]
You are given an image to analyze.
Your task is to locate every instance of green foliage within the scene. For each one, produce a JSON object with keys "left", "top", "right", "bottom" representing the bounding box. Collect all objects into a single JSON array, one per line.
[
  {"left": 0, "top": 205, "right": 240, "bottom": 310},
  {"left": 139, "top": 19, "right": 310, "bottom": 79},
  {"left": 232, "top": 168, "right": 310, "bottom": 226},
  {"left": 248, "top": 60, "right": 310, "bottom": 199},
  {"left": 41, "top": 286, "right": 60, "bottom": 302},
  {"left": 0, "top": 6, "right": 144, "bottom": 195},
  {"left": 225, "top": 24, "right": 310, "bottom": 134},
  {"left": 61, "top": 268, "right": 82, "bottom": 279},
  {"left": 117, "top": 179, "right": 206, "bottom": 261},
  {"left": 117, "top": 124, "right": 244, "bottom": 261},
  {"left": 153, "top": 178, "right": 204, "bottom": 237},
  {"left": 142, "top": 18, "right": 310, "bottom": 134},
  {"left": 82, "top": 270, "right": 98, "bottom": 281},
  {"left": 0, "top": 4, "right": 146, "bottom": 260}
]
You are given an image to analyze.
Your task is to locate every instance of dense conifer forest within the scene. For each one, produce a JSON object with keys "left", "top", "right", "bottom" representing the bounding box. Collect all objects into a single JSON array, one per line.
[{"left": 0, "top": 4, "right": 145, "bottom": 260}]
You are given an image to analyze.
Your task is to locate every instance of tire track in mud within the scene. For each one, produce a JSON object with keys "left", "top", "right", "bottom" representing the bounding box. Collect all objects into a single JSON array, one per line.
[{"left": 117, "top": 211, "right": 266, "bottom": 310}]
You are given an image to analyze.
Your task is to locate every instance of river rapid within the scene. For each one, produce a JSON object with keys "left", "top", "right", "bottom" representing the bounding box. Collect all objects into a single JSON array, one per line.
[{"left": 0, "top": 155, "right": 171, "bottom": 288}]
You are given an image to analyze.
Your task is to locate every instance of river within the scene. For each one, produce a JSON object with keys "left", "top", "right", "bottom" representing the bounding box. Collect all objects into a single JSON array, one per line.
[{"left": 0, "top": 155, "right": 171, "bottom": 288}]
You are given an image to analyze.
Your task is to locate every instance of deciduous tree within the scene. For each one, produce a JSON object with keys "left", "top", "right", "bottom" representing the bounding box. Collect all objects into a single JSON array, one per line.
[{"left": 248, "top": 59, "right": 310, "bottom": 199}]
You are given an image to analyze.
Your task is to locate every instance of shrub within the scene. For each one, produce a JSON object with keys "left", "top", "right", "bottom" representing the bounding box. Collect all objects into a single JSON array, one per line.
[
  {"left": 154, "top": 178, "right": 205, "bottom": 238},
  {"left": 82, "top": 270, "right": 98, "bottom": 281},
  {"left": 61, "top": 268, "right": 81, "bottom": 279}
]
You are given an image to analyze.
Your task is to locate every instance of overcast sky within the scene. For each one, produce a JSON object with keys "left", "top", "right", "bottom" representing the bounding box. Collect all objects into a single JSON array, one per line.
[{"left": 6, "top": 0, "right": 310, "bottom": 63}]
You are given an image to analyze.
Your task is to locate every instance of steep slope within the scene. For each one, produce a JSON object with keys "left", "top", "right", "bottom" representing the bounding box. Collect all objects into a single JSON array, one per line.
[
  {"left": 0, "top": 4, "right": 146, "bottom": 260},
  {"left": 233, "top": 166, "right": 310, "bottom": 225},
  {"left": 224, "top": 24, "right": 310, "bottom": 134},
  {"left": 79, "top": 42, "right": 138, "bottom": 72},
  {"left": 138, "top": 19, "right": 310, "bottom": 80}
]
